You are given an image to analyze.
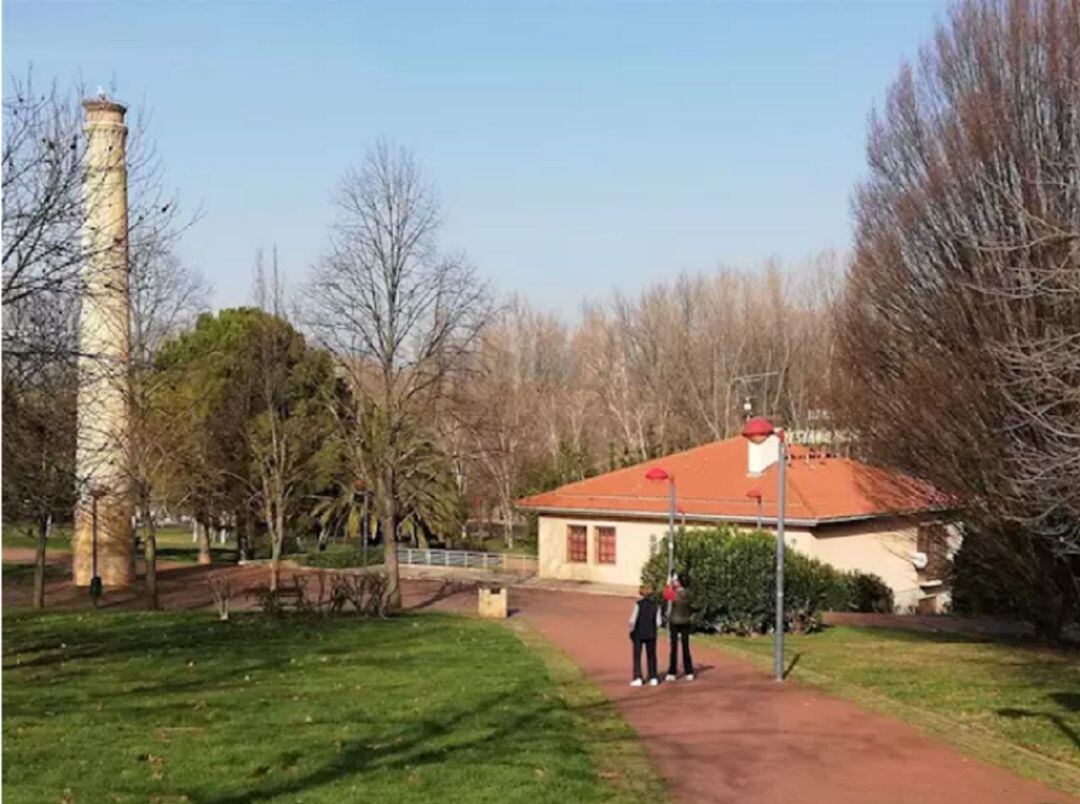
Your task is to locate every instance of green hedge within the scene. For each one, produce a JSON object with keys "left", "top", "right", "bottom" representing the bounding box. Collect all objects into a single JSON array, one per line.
[
  {"left": 300, "top": 542, "right": 384, "bottom": 569},
  {"left": 641, "top": 527, "right": 893, "bottom": 635}
]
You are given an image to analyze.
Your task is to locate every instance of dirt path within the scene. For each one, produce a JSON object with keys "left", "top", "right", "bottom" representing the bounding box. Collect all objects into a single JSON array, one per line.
[{"left": 3, "top": 556, "right": 1072, "bottom": 803}]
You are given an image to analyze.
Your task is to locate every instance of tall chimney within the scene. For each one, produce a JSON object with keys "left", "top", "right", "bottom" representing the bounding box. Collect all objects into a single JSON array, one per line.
[
  {"left": 747, "top": 433, "right": 780, "bottom": 476},
  {"left": 72, "top": 97, "right": 134, "bottom": 587}
]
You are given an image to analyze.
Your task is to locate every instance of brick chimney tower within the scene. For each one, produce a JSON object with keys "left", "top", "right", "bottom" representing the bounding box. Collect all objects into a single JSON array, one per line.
[{"left": 72, "top": 96, "right": 134, "bottom": 587}]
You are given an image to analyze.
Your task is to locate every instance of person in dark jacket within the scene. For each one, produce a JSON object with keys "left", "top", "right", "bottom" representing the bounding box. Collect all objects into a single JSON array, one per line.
[
  {"left": 665, "top": 573, "right": 695, "bottom": 681},
  {"left": 628, "top": 584, "right": 662, "bottom": 686}
]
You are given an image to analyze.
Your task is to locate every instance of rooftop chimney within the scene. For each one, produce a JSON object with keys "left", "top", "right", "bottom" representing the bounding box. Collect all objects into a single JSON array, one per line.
[{"left": 747, "top": 433, "right": 780, "bottom": 476}]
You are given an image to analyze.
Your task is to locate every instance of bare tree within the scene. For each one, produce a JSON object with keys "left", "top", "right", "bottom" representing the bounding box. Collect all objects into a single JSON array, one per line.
[
  {"left": 307, "top": 142, "right": 492, "bottom": 609},
  {"left": 126, "top": 242, "right": 209, "bottom": 607},
  {"left": 836, "top": 0, "right": 1079, "bottom": 637},
  {"left": 247, "top": 251, "right": 339, "bottom": 590}
]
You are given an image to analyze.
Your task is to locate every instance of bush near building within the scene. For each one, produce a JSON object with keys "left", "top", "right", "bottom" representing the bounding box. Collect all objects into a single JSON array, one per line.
[{"left": 642, "top": 527, "right": 893, "bottom": 634}]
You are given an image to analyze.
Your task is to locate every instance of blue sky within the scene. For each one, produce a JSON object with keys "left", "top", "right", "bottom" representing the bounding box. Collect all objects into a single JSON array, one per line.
[{"left": 4, "top": 1, "right": 946, "bottom": 313}]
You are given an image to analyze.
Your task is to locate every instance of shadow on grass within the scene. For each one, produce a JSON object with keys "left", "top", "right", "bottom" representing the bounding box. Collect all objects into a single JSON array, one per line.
[
  {"left": 151, "top": 548, "right": 240, "bottom": 564},
  {"left": 406, "top": 579, "right": 474, "bottom": 611},
  {"left": 784, "top": 651, "right": 803, "bottom": 679},
  {"left": 194, "top": 687, "right": 588, "bottom": 804},
  {"left": 996, "top": 694, "right": 1080, "bottom": 751}
]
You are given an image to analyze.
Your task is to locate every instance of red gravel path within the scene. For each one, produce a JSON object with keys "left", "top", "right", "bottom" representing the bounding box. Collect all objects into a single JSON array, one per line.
[{"left": 3, "top": 555, "right": 1073, "bottom": 803}]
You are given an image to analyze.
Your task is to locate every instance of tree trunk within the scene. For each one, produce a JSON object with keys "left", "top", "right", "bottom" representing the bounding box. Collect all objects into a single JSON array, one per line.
[
  {"left": 269, "top": 504, "right": 284, "bottom": 592},
  {"left": 144, "top": 519, "right": 158, "bottom": 610},
  {"left": 32, "top": 514, "right": 49, "bottom": 610},
  {"left": 503, "top": 502, "right": 515, "bottom": 550},
  {"left": 380, "top": 493, "right": 401, "bottom": 611},
  {"left": 241, "top": 510, "right": 253, "bottom": 561},
  {"left": 196, "top": 521, "right": 212, "bottom": 565}
]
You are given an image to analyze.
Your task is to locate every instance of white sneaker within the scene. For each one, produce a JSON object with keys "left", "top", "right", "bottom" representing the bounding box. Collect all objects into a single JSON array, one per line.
[
  {"left": 684, "top": 674, "right": 695, "bottom": 681},
  {"left": 648, "top": 678, "right": 659, "bottom": 686},
  {"left": 665, "top": 673, "right": 677, "bottom": 682},
  {"left": 630, "top": 678, "right": 643, "bottom": 687}
]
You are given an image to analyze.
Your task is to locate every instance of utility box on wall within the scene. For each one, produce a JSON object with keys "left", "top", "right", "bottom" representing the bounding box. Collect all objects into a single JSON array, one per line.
[{"left": 478, "top": 586, "right": 508, "bottom": 619}]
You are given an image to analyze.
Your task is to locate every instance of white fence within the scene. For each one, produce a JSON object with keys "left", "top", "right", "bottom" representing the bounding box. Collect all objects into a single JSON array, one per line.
[{"left": 396, "top": 548, "right": 538, "bottom": 576}]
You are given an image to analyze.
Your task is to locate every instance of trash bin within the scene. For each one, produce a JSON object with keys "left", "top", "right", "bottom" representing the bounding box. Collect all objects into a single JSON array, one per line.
[{"left": 478, "top": 585, "right": 508, "bottom": 619}]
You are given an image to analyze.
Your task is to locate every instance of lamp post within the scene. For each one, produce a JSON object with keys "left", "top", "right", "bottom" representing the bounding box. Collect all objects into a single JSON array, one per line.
[
  {"left": 741, "top": 417, "right": 786, "bottom": 682},
  {"left": 746, "top": 487, "right": 763, "bottom": 530},
  {"left": 88, "top": 483, "right": 108, "bottom": 608},
  {"left": 645, "top": 467, "right": 675, "bottom": 580}
]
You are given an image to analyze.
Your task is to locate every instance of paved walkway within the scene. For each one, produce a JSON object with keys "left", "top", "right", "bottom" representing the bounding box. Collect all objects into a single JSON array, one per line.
[
  {"left": 3, "top": 554, "right": 1073, "bottom": 803},
  {"left": 507, "top": 586, "right": 1073, "bottom": 804}
]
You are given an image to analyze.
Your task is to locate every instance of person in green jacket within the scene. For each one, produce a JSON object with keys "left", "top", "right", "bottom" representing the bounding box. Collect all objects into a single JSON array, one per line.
[{"left": 665, "top": 573, "right": 695, "bottom": 681}]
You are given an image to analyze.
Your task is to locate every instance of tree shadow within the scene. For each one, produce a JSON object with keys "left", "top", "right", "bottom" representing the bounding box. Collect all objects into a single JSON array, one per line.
[
  {"left": 784, "top": 651, "right": 803, "bottom": 679},
  {"left": 405, "top": 579, "right": 474, "bottom": 611},
  {"left": 997, "top": 694, "right": 1080, "bottom": 751},
  {"left": 188, "top": 686, "right": 618, "bottom": 804}
]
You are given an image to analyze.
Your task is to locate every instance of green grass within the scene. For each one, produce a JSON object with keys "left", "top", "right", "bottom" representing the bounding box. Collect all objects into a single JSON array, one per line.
[
  {"left": 3, "top": 610, "right": 661, "bottom": 803},
  {"left": 1, "top": 562, "right": 67, "bottom": 584},
  {"left": 2, "top": 522, "right": 73, "bottom": 552},
  {"left": 299, "top": 542, "right": 385, "bottom": 569},
  {"left": 706, "top": 626, "right": 1080, "bottom": 793},
  {"left": 2, "top": 522, "right": 238, "bottom": 564}
]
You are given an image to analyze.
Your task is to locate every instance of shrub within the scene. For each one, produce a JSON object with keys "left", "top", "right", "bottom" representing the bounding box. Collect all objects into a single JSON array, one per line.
[
  {"left": 641, "top": 527, "right": 893, "bottom": 635},
  {"left": 844, "top": 571, "right": 894, "bottom": 613},
  {"left": 301, "top": 542, "right": 383, "bottom": 569}
]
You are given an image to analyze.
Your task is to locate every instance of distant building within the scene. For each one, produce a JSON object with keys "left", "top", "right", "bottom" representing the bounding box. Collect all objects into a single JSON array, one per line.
[{"left": 517, "top": 435, "right": 956, "bottom": 613}]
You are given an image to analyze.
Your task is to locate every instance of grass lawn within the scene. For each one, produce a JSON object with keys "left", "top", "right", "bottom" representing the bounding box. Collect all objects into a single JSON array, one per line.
[
  {"left": 3, "top": 610, "right": 662, "bottom": 803},
  {"left": 2, "top": 522, "right": 238, "bottom": 564},
  {"left": 707, "top": 626, "right": 1080, "bottom": 794},
  {"left": 1, "top": 562, "right": 68, "bottom": 584}
]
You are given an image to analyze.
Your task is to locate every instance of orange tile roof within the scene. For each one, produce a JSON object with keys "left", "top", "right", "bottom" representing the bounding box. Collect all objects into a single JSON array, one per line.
[{"left": 516, "top": 437, "right": 945, "bottom": 526}]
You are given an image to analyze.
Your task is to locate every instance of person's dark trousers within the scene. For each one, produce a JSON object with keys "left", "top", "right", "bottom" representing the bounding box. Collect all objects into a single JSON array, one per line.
[
  {"left": 632, "top": 637, "right": 658, "bottom": 680},
  {"left": 667, "top": 624, "right": 695, "bottom": 676}
]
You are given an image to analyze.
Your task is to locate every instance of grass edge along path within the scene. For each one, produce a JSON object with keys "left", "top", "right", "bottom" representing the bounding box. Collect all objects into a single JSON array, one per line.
[
  {"left": 506, "top": 618, "right": 669, "bottom": 803},
  {"left": 705, "top": 629, "right": 1080, "bottom": 797}
]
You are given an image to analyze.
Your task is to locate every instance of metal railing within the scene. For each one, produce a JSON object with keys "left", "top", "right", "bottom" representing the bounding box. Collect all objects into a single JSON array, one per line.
[{"left": 396, "top": 548, "right": 538, "bottom": 575}]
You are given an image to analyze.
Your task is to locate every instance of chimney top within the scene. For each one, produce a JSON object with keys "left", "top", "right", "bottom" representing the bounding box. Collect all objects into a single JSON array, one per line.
[{"left": 82, "top": 97, "right": 127, "bottom": 116}]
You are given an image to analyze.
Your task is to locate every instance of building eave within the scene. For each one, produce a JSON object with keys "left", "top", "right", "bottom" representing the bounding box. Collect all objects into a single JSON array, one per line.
[{"left": 515, "top": 504, "right": 951, "bottom": 529}]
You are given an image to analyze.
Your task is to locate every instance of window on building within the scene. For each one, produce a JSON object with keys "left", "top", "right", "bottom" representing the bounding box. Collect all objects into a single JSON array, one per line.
[
  {"left": 566, "top": 525, "right": 587, "bottom": 562},
  {"left": 596, "top": 526, "right": 617, "bottom": 564}
]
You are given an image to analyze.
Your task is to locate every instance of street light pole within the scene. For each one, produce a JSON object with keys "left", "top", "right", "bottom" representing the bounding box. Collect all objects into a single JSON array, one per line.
[
  {"left": 667, "top": 479, "right": 675, "bottom": 581},
  {"left": 87, "top": 482, "right": 107, "bottom": 608},
  {"left": 747, "top": 488, "right": 763, "bottom": 530},
  {"left": 741, "top": 417, "right": 786, "bottom": 682},
  {"left": 774, "top": 431, "right": 787, "bottom": 682},
  {"left": 645, "top": 467, "right": 676, "bottom": 581},
  {"left": 90, "top": 493, "right": 101, "bottom": 608}
]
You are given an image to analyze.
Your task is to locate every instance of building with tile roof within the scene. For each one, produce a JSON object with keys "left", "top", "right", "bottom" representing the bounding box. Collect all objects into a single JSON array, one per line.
[{"left": 517, "top": 434, "right": 956, "bottom": 612}]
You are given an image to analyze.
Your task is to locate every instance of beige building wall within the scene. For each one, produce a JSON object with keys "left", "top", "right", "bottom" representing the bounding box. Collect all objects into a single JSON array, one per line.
[
  {"left": 537, "top": 513, "right": 949, "bottom": 612},
  {"left": 797, "top": 520, "right": 925, "bottom": 611},
  {"left": 538, "top": 515, "right": 668, "bottom": 587}
]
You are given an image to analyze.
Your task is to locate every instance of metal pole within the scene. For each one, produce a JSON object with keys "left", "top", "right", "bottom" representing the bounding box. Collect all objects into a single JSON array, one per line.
[
  {"left": 756, "top": 499, "right": 762, "bottom": 531},
  {"left": 91, "top": 494, "right": 100, "bottom": 609},
  {"left": 774, "top": 435, "right": 786, "bottom": 681},
  {"left": 667, "top": 481, "right": 676, "bottom": 580}
]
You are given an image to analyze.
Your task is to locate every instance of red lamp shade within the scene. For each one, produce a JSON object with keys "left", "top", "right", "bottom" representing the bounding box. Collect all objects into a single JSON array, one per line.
[
  {"left": 741, "top": 416, "right": 775, "bottom": 444},
  {"left": 746, "top": 488, "right": 762, "bottom": 501},
  {"left": 644, "top": 467, "right": 670, "bottom": 482}
]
